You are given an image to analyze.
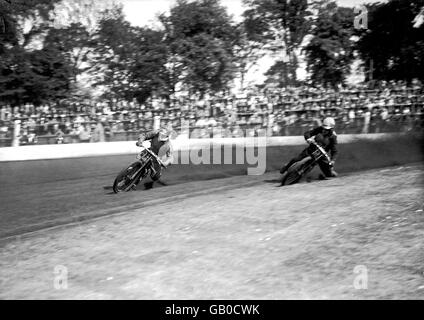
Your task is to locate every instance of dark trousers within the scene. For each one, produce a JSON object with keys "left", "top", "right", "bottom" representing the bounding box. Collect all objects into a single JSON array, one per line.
[{"left": 150, "top": 159, "right": 162, "bottom": 181}]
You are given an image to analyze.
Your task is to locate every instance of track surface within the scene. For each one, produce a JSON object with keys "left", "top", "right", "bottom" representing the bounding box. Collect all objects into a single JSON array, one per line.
[
  {"left": 0, "top": 162, "right": 423, "bottom": 299},
  {"left": 0, "top": 154, "right": 251, "bottom": 238},
  {"left": 1, "top": 134, "right": 423, "bottom": 238}
]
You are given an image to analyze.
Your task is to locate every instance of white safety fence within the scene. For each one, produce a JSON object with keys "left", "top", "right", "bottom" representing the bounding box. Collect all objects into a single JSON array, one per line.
[{"left": 0, "top": 133, "right": 401, "bottom": 162}]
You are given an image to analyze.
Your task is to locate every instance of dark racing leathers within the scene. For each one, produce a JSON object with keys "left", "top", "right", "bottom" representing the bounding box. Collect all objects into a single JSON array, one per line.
[
  {"left": 137, "top": 130, "right": 173, "bottom": 182},
  {"left": 280, "top": 126, "right": 338, "bottom": 178}
]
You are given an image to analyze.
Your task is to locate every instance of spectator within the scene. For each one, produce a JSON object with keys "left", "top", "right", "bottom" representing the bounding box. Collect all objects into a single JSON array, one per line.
[
  {"left": 362, "top": 108, "right": 371, "bottom": 134},
  {"left": 78, "top": 124, "right": 91, "bottom": 143},
  {"left": 91, "top": 121, "right": 105, "bottom": 142},
  {"left": 1, "top": 81, "right": 422, "bottom": 147},
  {"left": 195, "top": 115, "right": 208, "bottom": 127},
  {"left": 54, "top": 125, "right": 65, "bottom": 144}
]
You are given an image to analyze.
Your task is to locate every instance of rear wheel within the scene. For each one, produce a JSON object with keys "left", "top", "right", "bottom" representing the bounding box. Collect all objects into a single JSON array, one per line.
[{"left": 113, "top": 162, "right": 145, "bottom": 193}]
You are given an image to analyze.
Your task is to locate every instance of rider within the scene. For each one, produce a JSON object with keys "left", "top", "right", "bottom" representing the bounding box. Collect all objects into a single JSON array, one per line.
[
  {"left": 136, "top": 127, "right": 174, "bottom": 189},
  {"left": 280, "top": 117, "right": 338, "bottom": 179}
]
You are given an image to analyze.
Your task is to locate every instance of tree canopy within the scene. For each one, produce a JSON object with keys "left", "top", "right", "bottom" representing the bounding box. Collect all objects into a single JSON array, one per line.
[
  {"left": 303, "top": 1, "right": 355, "bottom": 87},
  {"left": 92, "top": 7, "right": 169, "bottom": 103},
  {"left": 357, "top": 0, "right": 424, "bottom": 82},
  {"left": 243, "top": 0, "right": 312, "bottom": 86},
  {"left": 159, "top": 0, "right": 239, "bottom": 96},
  {"left": 0, "top": 0, "right": 423, "bottom": 105}
]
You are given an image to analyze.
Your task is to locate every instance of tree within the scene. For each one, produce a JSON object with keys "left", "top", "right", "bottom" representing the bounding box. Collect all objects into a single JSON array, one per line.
[
  {"left": 92, "top": 7, "right": 169, "bottom": 103},
  {"left": 0, "top": 0, "right": 59, "bottom": 53},
  {"left": 159, "top": 0, "right": 239, "bottom": 96},
  {"left": 303, "top": 1, "right": 355, "bottom": 87},
  {"left": 264, "top": 60, "right": 291, "bottom": 88},
  {"left": 356, "top": 0, "right": 424, "bottom": 82},
  {"left": 175, "top": 33, "right": 235, "bottom": 94},
  {"left": 25, "top": 46, "right": 73, "bottom": 103},
  {"left": 43, "top": 23, "right": 93, "bottom": 84},
  {"left": 233, "top": 22, "right": 267, "bottom": 90},
  {"left": 45, "top": 0, "right": 117, "bottom": 98},
  {"left": 50, "top": 0, "right": 115, "bottom": 32},
  {"left": 243, "top": 0, "right": 313, "bottom": 86},
  {"left": 0, "top": 44, "right": 72, "bottom": 105},
  {"left": 0, "top": 0, "right": 73, "bottom": 105}
]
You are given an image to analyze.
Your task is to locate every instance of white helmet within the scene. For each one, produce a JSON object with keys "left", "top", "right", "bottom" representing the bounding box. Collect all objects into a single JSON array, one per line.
[
  {"left": 158, "top": 128, "right": 170, "bottom": 141},
  {"left": 322, "top": 117, "right": 335, "bottom": 129}
]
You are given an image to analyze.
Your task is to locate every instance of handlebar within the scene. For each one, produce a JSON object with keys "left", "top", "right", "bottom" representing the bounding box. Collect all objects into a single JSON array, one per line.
[
  {"left": 308, "top": 139, "right": 332, "bottom": 164},
  {"left": 138, "top": 146, "right": 166, "bottom": 168}
]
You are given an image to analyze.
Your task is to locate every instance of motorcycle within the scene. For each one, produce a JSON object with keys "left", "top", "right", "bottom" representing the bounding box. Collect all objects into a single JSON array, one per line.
[
  {"left": 281, "top": 139, "right": 333, "bottom": 186},
  {"left": 113, "top": 146, "right": 165, "bottom": 193}
]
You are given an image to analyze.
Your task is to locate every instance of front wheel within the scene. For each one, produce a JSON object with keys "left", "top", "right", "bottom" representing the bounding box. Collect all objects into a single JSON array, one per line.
[
  {"left": 281, "top": 157, "right": 314, "bottom": 186},
  {"left": 113, "top": 162, "right": 146, "bottom": 193}
]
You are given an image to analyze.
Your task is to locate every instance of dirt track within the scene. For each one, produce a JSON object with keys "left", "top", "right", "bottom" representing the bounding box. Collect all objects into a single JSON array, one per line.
[
  {"left": 1, "top": 134, "right": 423, "bottom": 239},
  {"left": 0, "top": 164, "right": 423, "bottom": 299},
  {"left": 0, "top": 154, "right": 250, "bottom": 238}
]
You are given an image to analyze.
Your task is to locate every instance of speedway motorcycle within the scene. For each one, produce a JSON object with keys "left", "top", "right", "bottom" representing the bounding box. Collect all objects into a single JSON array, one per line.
[
  {"left": 281, "top": 139, "right": 333, "bottom": 186},
  {"left": 113, "top": 145, "right": 165, "bottom": 193}
]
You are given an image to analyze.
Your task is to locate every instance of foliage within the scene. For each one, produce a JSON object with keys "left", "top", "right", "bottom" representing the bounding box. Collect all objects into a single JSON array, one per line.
[
  {"left": 356, "top": 0, "right": 424, "bottom": 82},
  {"left": 242, "top": 0, "right": 313, "bottom": 86},
  {"left": 303, "top": 1, "right": 355, "bottom": 87},
  {"left": 92, "top": 7, "right": 169, "bottom": 103},
  {"left": 159, "top": 0, "right": 239, "bottom": 96},
  {"left": 0, "top": 0, "right": 73, "bottom": 105},
  {"left": 1, "top": 0, "right": 424, "bottom": 105},
  {"left": 0, "top": 44, "right": 72, "bottom": 104},
  {"left": 43, "top": 22, "right": 93, "bottom": 83}
]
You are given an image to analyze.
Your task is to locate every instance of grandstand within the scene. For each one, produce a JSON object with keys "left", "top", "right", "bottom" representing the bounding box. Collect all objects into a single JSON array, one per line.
[{"left": 1, "top": 82, "right": 423, "bottom": 148}]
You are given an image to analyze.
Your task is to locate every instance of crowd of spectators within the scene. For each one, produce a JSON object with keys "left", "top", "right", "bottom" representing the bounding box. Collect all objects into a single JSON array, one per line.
[{"left": 0, "top": 80, "right": 423, "bottom": 147}]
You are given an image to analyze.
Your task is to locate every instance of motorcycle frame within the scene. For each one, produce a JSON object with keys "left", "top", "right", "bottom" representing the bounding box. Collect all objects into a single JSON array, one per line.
[
  {"left": 290, "top": 141, "right": 332, "bottom": 178},
  {"left": 125, "top": 148, "right": 164, "bottom": 190}
]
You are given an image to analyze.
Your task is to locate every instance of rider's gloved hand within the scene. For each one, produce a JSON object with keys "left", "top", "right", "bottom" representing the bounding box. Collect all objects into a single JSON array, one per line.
[
  {"left": 306, "top": 138, "right": 314, "bottom": 144},
  {"left": 136, "top": 139, "right": 144, "bottom": 147}
]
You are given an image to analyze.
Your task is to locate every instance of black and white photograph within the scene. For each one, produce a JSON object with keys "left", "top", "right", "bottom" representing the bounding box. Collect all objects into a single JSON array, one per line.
[{"left": 0, "top": 0, "right": 423, "bottom": 302}]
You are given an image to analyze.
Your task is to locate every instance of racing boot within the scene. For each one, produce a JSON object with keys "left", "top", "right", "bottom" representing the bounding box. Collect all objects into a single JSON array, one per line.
[{"left": 318, "top": 174, "right": 329, "bottom": 180}]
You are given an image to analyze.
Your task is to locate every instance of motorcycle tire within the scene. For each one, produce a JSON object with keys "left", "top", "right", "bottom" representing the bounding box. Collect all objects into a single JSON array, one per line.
[
  {"left": 113, "top": 162, "right": 145, "bottom": 193},
  {"left": 281, "top": 158, "right": 314, "bottom": 186}
]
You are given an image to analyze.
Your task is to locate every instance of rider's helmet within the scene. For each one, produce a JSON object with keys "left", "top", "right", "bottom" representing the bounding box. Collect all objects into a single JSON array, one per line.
[
  {"left": 322, "top": 117, "right": 336, "bottom": 130},
  {"left": 158, "top": 128, "right": 170, "bottom": 141}
]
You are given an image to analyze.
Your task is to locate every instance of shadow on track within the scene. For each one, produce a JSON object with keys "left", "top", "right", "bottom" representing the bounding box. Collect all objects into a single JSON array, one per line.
[{"left": 263, "top": 178, "right": 284, "bottom": 187}]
